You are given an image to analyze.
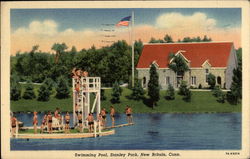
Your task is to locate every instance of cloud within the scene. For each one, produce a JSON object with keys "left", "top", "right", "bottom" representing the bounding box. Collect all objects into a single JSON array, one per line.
[
  {"left": 14, "top": 20, "right": 58, "bottom": 36},
  {"left": 11, "top": 16, "right": 240, "bottom": 55},
  {"left": 156, "top": 12, "right": 216, "bottom": 32}
]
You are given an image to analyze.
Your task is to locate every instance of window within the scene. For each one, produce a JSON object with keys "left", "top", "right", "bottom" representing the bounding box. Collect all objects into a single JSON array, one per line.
[
  {"left": 205, "top": 69, "right": 209, "bottom": 83},
  {"left": 191, "top": 76, "right": 196, "bottom": 85},
  {"left": 205, "top": 69, "right": 209, "bottom": 73},
  {"left": 143, "top": 77, "right": 146, "bottom": 87},
  {"left": 166, "top": 76, "right": 170, "bottom": 85}
]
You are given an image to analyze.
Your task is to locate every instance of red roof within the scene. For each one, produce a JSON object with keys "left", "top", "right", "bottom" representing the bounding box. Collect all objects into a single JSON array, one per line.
[{"left": 136, "top": 42, "right": 233, "bottom": 68}]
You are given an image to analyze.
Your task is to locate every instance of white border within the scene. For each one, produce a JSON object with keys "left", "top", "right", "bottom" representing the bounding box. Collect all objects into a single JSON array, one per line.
[{"left": 1, "top": 1, "right": 249, "bottom": 159}]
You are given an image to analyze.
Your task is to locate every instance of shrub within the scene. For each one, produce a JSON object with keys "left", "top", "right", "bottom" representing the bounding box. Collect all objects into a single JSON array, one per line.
[
  {"left": 208, "top": 73, "right": 216, "bottom": 89},
  {"left": 166, "top": 84, "right": 175, "bottom": 100},
  {"left": 22, "top": 83, "right": 36, "bottom": 99},
  {"left": 212, "top": 85, "right": 221, "bottom": 97},
  {"left": 37, "top": 83, "right": 51, "bottom": 101},
  {"left": 217, "top": 93, "right": 225, "bottom": 103},
  {"left": 183, "top": 88, "right": 192, "bottom": 102},
  {"left": 56, "top": 76, "right": 70, "bottom": 99},
  {"left": 178, "top": 81, "right": 187, "bottom": 95},
  {"left": 10, "top": 82, "right": 22, "bottom": 101},
  {"left": 44, "top": 78, "right": 54, "bottom": 91},
  {"left": 130, "top": 79, "right": 145, "bottom": 100},
  {"left": 111, "top": 81, "right": 122, "bottom": 103},
  {"left": 212, "top": 85, "right": 225, "bottom": 103},
  {"left": 101, "top": 89, "right": 106, "bottom": 101},
  {"left": 178, "top": 81, "right": 192, "bottom": 102}
]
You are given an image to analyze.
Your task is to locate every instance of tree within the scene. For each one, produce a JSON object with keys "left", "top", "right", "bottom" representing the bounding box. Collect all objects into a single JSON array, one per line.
[
  {"left": 10, "top": 81, "right": 22, "bottom": 101},
  {"left": 43, "top": 78, "right": 54, "bottom": 91},
  {"left": 37, "top": 83, "right": 51, "bottom": 101},
  {"left": 134, "top": 39, "right": 143, "bottom": 65},
  {"left": 212, "top": 85, "right": 225, "bottom": 103},
  {"left": 168, "top": 53, "right": 189, "bottom": 87},
  {"left": 51, "top": 43, "right": 68, "bottom": 64},
  {"left": 166, "top": 84, "right": 175, "bottom": 100},
  {"left": 55, "top": 76, "right": 70, "bottom": 99},
  {"left": 111, "top": 81, "right": 122, "bottom": 103},
  {"left": 101, "top": 89, "right": 106, "bottom": 101},
  {"left": 202, "top": 35, "right": 212, "bottom": 42},
  {"left": 178, "top": 81, "right": 187, "bottom": 95},
  {"left": 148, "top": 64, "right": 160, "bottom": 108},
  {"left": 178, "top": 81, "right": 191, "bottom": 102},
  {"left": 163, "top": 34, "right": 173, "bottom": 43},
  {"left": 207, "top": 73, "right": 216, "bottom": 89},
  {"left": 227, "top": 64, "right": 242, "bottom": 104},
  {"left": 22, "top": 82, "right": 36, "bottom": 99},
  {"left": 183, "top": 88, "right": 192, "bottom": 102},
  {"left": 130, "top": 79, "right": 145, "bottom": 100}
]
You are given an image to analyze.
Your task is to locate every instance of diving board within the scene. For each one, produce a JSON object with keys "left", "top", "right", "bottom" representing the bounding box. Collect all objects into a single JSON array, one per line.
[{"left": 104, "top": 123, "right": 134, "bottom": 129}]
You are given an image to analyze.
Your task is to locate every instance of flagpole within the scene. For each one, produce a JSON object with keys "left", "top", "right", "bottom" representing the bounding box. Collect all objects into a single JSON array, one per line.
[{"left": 131, "top": 11, "right": 135, "bottom": 88}]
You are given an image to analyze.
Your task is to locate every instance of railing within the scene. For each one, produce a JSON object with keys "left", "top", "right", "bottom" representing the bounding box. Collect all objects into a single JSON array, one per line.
[{"left": 81, "top": 77, "right": 101, "bottom": 92}]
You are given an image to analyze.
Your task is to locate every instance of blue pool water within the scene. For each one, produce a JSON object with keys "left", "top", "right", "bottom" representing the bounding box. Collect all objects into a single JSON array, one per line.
[{"left": 11, "top": 113, "right": 241, "bottom": 150}]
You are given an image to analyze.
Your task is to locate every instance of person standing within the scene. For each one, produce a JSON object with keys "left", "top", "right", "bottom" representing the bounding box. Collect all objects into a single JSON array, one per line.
[
  {"left": 33, "top": 111, "right": 38, "bottom": 134},
  {"left": 86, "top": 113, "right": 94, "bottom": 133},
  {"left": 101, "top": 108, "right": 107, "bottom": 128},
  {"left": 40, "top": 113, "right": 47, "bottom": 133},
  {"left": 77, "top": 111, "right": 83, "bottom": 132},
  {"left": 11, "top": 115, "right": 17, "bottom": 137},
  {"left": 65, "top": 111, "right": 70, "bottom": 133},
  {"left": 110, "top": 106, "right": 115, "bottom": 127},
  {"left": 47, "top": 111, "right": 53, "bottom": 134},
  {"left": 125, "top": 106, "right": 133, "bottom": 124}
]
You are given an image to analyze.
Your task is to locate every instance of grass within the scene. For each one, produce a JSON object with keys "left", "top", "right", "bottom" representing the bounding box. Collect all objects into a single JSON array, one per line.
[{"left": 11, "top": 84, "right": 241, "bottom": 113}]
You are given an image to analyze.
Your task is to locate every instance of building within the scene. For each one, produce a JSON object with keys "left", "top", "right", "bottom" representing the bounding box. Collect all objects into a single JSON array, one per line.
[{"left": 136, "top": 42, "right": 238, "bottom": 89}]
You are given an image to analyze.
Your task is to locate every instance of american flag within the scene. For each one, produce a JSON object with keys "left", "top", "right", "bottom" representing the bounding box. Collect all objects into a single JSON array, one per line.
[{"left": 116, "top": 16, "right": 131, "bottom": 27}]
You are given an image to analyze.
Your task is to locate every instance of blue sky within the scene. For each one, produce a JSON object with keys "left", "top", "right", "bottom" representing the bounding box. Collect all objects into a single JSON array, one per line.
[
  {"left": 11, "top": 8, "right": 241, "bottom": 31},
  {"left": 10, "top": 8, "right": 241, "bottom": 54}
]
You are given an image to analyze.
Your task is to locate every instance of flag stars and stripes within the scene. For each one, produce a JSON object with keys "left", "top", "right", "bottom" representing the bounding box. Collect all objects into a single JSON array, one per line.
[{"left": 116, "top": 16, "right": 131, "bottom": 27}]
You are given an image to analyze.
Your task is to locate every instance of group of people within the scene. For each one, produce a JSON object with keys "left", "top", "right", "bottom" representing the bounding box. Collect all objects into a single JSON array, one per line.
[
  {"left": 11, "top": 105, "right": 133, "bottom": 135},
  {"left": 33, "top": 108, "right": 70, "bottom": 134},
  {"left": 72, "top": 68, "right": 88, "bottom": 94}
]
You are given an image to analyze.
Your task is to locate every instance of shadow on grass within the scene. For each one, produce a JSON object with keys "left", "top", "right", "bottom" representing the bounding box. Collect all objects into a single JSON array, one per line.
[{"left": 142, "top": 97, "right": 153, "bottom": 109}]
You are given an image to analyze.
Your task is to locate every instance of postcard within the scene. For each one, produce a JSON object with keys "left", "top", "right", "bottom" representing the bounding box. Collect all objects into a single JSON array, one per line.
[{"left": 1, "top": 1, "right": 249, "bottom": 159}]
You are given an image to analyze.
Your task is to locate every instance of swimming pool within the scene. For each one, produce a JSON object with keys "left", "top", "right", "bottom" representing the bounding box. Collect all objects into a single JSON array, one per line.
[{"left": 11, "top": 113, "right": 241, "bottom": 150}]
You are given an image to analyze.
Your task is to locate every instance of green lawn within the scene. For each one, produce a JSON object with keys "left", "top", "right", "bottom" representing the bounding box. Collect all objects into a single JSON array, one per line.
[{"left": 11, "top": 85, "right": 241, "bottom": 113}]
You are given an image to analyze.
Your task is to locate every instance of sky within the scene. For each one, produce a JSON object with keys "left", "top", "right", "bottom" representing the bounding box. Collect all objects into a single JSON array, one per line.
[{"left": 11, "top": 8, "right": 241, "bottom": 55}]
